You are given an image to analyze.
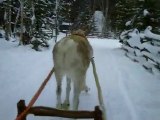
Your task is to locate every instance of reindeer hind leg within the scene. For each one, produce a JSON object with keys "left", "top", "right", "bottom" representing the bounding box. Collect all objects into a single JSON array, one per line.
[
  {"left": 81, "top": 73, "right": 90, "bottom": 92},
  {"left": 72, "top": 73, "right": 86, "bottom": 110},
  {"left": 55, "top": 71, "right": 63, "bottom": 109},
  {"left": 73, "top": 83, "right": 81, "bottom": 110},
  {"left": 62, "top": 77, "right": 71, "bottom": 110}
]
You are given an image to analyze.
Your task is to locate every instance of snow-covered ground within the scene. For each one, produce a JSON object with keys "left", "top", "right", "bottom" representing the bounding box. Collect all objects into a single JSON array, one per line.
[{"left": 0, "top": 34, "right": 160, "bottom": 120}]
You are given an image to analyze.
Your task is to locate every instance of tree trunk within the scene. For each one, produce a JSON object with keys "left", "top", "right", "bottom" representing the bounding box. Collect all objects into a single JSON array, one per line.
[
  {"left": 30, "top": 0, "right": 35, "bottom": 36},
  {"left": 4, "top": 0, "right": 12, "bottom": 40},
  {"left": 101, "top": 0, "right": 109, "bottom": 36},
  {"left": 55, "top": 0, "right": 59, "bottom": 42},
  {"left": 13, "top": 8, "right": 20, "bottom": 37},
  {"left": 19, "top": 0, "right": 24, "bottom": 45},
  {"left": 4, "top": 10, "right": 9, "bottom": 41},
  {"left": 8, "top": 0, "right": 11, "bottom": 36},
  {"left": 103, "top": 0, "right": 110, "bottom": 34}
]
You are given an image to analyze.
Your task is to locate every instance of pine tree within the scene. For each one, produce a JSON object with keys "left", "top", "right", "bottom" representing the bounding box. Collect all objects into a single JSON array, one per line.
[
  {"left": 111, "top": 0, "right": 160, "bottom": 34},
  {"left": 2, "top": 0, "right": 12, "bottom": 40},
  {"left": 111, "top": 0, "right": 139, "bottom": 32},
  {"left": 58, "top": 0, "right": 92, "bottom": 31},
  {"left": 72, "top": 0, "right": 92, "bottom": 30},
  {"left": 58, "top": 0, "right": 75, "bottom": 23},
  {"left": 143, "top": 0, "right": 160, "bottom": 33},
  {"left": 22, "top": 0, "right": 56, "bottom": 49}
]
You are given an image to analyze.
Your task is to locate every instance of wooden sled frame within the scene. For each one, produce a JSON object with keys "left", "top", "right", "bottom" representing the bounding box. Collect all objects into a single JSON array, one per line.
[{"left": 17, "top": 100, "right": 103, "bottom": 120}]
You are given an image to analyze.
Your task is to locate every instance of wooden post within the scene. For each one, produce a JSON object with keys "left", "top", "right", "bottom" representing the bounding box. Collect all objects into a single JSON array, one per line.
[
  {"left": 94, "top": 106, "right": 103, "bottom": 120},
  {"left": 17, "top": 100, "right": 26, "bottom": 120}
]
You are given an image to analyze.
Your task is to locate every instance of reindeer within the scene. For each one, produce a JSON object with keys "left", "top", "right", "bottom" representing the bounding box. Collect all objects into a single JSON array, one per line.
[{"left": 52, "top": 29, "right": 93, "bottom": 110}]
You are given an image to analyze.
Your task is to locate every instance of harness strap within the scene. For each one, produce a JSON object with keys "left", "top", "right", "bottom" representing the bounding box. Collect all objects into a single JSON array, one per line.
[
  {"left": 91, "top": 57, "right": 107, "bottom": 120},
  {"left": 72, "top": 33, "right": 86, "bottom": 38},
  {"left": 15, "top": 67, "right": 55, "bottom": 120}
]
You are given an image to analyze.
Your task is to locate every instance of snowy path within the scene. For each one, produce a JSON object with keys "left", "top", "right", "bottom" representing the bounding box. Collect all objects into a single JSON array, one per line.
[
  {"left": 89, "top": 39, "right": 138, "bottom": 120},
  {"left": 0, "top": 36, "right": 160, "bottom": 120}
]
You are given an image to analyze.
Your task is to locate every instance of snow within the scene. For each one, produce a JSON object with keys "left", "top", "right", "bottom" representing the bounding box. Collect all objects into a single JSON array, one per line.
[
  {"left": 0, "top": 34, "right": 160, "bottom": 120},
  {"left": 125, "top": 21, "right": 132, "bottom": 26},
  {"left": 127, "top": 29, "right": 141, "bottom": 47},
  {"left": 120, "top": 27, "right": 160, "bottom": 75},
  {"left": 93, "top": 11, "right": 105, "bottom": 34},
  {"left": 0, "top": 0, "right": 4, "bottom": 3},
  {"left": 31, "top": 15, "right": 36, "bottom": 25},
  {"left": 144, "top": 26, "right": 160, "bottom": 41},
  {"left": 143, "top": 9, "right": 149, "bottom": 16}
]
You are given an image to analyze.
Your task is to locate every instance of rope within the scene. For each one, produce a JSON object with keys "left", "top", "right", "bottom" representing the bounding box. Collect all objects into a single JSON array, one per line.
[
  {"left": 91, "top": 57, "right": 107, "bottom": 120},
  {"left": 15, "top": 67, "right": 55, "bottom": 120}
]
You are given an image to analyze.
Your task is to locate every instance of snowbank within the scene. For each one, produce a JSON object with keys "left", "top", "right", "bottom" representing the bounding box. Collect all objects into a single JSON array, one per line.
[
  {"left": 120, "top": 26, "right": 160, "bottom": 75},
  {"left": 0, "top": 34, "right": 160, "bottom": 120}
]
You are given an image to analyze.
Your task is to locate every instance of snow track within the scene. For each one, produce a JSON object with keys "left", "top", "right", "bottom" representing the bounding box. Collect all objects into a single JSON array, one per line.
[
  {"left": 0, "top": 36, "right": 160, "bottom": 120},
  {"left": 89, "top": 38, "right": 160, "bottom": 120},
  {"left": 92, "top": 48, "right": 137, "bottom": 120}
]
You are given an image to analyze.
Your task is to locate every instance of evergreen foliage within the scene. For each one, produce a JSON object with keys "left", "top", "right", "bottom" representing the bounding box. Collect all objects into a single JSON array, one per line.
[
  {"left": 0, "top": 0, "right": 57, "bottom": 50},
  {"left": 24, "top": 0, "right": 56, "bottom": 49},
  {"left": 58, "top": 0, "right": 75, "bottom": 22},
  {"left": 111, "top": 0, "right": 160, "bottom": 34},
  {"left": 0, "top": 0, "right": 160, "bottom": 51},
  {"left": 120, "top": 27, "right": 160, "bottom": 74},
  {"left": 58, "top": 0, "right": 92, "bottom": 31},
  {"left": 111, "top": 0, "right": 142, "bottom": 31},
  {"left": 117, "top": 0, "right": 160, "bottom": 73}
]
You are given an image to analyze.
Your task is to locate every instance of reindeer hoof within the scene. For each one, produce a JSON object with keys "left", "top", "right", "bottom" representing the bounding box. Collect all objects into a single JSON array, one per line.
[
  {"left": 56, "top": 103, "right": 62, "bottom": 109},
  {"left": 85, "top": 86, "right": 90, "bottom": 93},
  {"left": 62, "top": 104, "right": 70, "bottom": 110},
  {"left": 62, "top": 101, "right": 70, "bottom": 110}
]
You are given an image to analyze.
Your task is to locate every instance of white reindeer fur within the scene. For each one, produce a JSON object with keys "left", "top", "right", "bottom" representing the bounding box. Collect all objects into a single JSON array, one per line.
[{"left": 53, "top": 30, "right": 93, "bottom": 110}]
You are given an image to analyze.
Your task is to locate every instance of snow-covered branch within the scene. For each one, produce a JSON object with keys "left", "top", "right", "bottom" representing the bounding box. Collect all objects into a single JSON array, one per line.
[{"left": 120, "top": 26, "right": 160, "bottom": 75}]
